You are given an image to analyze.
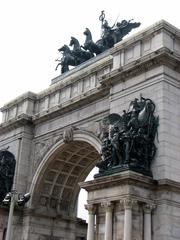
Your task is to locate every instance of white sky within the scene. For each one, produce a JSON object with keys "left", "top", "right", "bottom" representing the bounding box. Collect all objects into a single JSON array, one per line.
[
  {"left": 0, "top": 0, "right": 180, "bottom": 220},
  {"left": 0, "top": 0, "right": 180, "bottom": 112}
]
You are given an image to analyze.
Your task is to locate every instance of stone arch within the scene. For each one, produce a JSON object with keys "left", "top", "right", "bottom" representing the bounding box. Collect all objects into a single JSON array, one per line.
[{"left": 29, "top": 131, "right": 101, "bottom": 217}]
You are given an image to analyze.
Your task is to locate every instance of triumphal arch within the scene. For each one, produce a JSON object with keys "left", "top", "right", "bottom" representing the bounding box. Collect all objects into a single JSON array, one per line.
[{"left": 0, "top": 18, "right": 180, "bottom": 240}]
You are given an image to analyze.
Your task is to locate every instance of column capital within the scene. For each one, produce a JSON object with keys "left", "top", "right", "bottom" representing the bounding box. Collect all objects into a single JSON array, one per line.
[
  {"left": 101, "top": 201, "right": 114, "bottom": 212},
  {"left": 143, "top": 203, "right": 156, "bottom": 214},
  {"left": 120, "top": 198, "right": 137, "bottom": 210},
  {"left": 85, "top": 204, "right": 96, "bottom": 214}
]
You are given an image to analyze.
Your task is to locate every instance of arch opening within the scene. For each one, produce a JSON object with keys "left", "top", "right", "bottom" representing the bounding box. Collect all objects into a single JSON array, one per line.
[
  {"left": 31, "top": 137, "right": 101, "bottom": 218},
  {"left": 77, "top": 166, "right": 98, "bottom": 221}
]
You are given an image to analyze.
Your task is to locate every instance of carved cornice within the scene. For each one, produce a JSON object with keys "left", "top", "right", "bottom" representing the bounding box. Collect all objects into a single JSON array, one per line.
[
  {"left": 100, "top": 47, "right": 180, "bottom": 87},
  {"left": 81, "top": 176, "right": 180, "bottom": 208},
  {"left": 80, "top": 170, "right": 156, "bottom": 192},
  {"left": 155, "top": 199, "right": 180, "bottom": 208},
  {"left": 0, "top": 92, "right": 37, "bottom": 111},
  {"left": 32, "top": 87, "right": 109, "bottom": 124},
  {"left": 156, "top": 178, "right": 180, "bottom": 194},
  {"left": 0, "top": 114, "right": 33, "bottom": 134}
]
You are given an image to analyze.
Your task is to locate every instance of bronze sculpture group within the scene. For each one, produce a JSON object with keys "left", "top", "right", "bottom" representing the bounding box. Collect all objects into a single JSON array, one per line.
[
  {"left": 0, "top": 149, "right": 16, "bottom": 203},
  {"left": 55, "top": 11, "right": 141, "bottom": 74},
  {"left": 96, "top": 96, "right": 159, "bottom": 177}
]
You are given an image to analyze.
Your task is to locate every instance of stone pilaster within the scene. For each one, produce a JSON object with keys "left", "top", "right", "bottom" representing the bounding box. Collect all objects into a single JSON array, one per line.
[
  {"left": 85, "top": 204, "right": 96, "bottom": 240},
  {"left": 101, "top": 201, "right": 114, "bottom": 240}
]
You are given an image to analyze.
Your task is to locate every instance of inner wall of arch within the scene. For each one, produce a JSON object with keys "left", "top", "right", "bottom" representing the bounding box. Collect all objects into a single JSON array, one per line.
[{"left": 33, "top": 140, "right": 101, "bottom": 217}]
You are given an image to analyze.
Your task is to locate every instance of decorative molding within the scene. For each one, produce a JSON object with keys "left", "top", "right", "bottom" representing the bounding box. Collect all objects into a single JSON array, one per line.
[
  {"left": 80, "top": 170, "right": 155, "bottom": 192},
  {"left": 63, "top": 126, "right": 74, "bottom": 143},
  {"left": 32, "top": 87, "right": 109, "bottom": 125},
  {"left": 0, "top": 114, "right": 33, "bottom": 134},
  {"left": 120, "top": 198, "right": 137, "bottom": 210},
  {"left": 85, "top": 204, "right": 96, "bottom": 215},
  {"left": 143, "top": 203, "right": 156, "bottom": 213},
  {"left": 101, "top": 201, "right": 114, "bottom": 212},
  {"left": 29, "top": 131, "right": 101, "bottom": 208},
  {"left": 33, "top": 134, "right": 63, "bottom": 170},
  {"left": 100, "top": 48, "right": 180, "bottom": 88},
  {"left": 0, "top": 92, "right": 37, "bottom": 111}
]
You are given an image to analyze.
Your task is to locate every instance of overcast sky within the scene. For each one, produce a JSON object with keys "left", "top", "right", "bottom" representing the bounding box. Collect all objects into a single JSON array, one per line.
[
  {"left": 0, "top": 0, "right": 180, "bottom": 112},
  {"left": 0, "top": 0, "right": 180, "bottom": 220}
]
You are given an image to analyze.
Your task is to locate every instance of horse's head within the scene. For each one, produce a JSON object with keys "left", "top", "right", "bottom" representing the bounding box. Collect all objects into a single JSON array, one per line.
[
  {"left": 83, "top": 28, "right": 91, "bottom": 36},
  {"left": 58, "top": 44, "right": 70, "bottom": 53},
  {"left": 83, "top": 28, "right": 93, "bottom": 44},
  {"left": 69, "top": 37, "right": 74, "bottom": 46},
  {"left": 69, "top": 37, "right": 79, "bottom": 46}
]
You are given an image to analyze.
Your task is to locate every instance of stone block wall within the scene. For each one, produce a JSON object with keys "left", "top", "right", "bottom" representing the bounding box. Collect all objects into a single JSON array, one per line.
[
  {"left": 20, "top": 215, "right": 87, "bottom": 240},
  {"left": 108, "top": 65, "right": 180, "bottom": 182}
]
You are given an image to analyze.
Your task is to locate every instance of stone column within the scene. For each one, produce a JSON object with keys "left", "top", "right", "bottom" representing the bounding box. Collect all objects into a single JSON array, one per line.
[
  {"left": 143, "top": 204, "right": 155, "bottom": 240},
  {"left": 121, "top": 199, "right": 137, "bottom": 240},
  {"left": 85, "top": 204, "right": 96, "bottom": 240},
  {"left": 101, "top": 202, "right": 113, "bottom": 240}
]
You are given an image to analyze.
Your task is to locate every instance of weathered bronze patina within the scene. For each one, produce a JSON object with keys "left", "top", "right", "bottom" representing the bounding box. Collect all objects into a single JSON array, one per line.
[
  {"left": 0, "top": 149, "right": 16, "bottom": 203},
  {"left": 96, "top": 96, "right": 159, "bottom": 177},
  {"left": 55, "top": 11, "right": 140, "bottom": 74}
]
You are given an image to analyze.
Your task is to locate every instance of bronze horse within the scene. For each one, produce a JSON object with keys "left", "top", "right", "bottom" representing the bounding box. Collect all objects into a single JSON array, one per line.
[
  {"left": 55, "top": 38, "right": 95, "bottom": 74},
  {"left": 55, "top": 45, "right": 78, "bottom": 73},
  {"left": 69, "top": 36, "right": 94, "bottom": 61},
  {"left": 83, "top": 20, "right": 141, "bottom": 56},
  {"left": 55, "top": 11, "right": 141, "bottom": 74},
  {"left": 83, "top": 28, "right": 106, "bottom": 55}
]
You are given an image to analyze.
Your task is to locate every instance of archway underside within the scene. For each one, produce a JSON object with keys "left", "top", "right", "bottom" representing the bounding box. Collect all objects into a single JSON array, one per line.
[{"left": 35, "top": 140, "right": 100, "bottom": 215}]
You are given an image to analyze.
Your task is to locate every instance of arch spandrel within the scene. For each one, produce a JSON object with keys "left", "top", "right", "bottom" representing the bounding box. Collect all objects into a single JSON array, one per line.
[{"left": 29, "top": 132, "right": 101, "bottom": 216}]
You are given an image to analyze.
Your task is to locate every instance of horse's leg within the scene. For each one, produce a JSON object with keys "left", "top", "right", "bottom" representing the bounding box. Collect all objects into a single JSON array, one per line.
[
  {"left": 55, "top": 63, "right": 61, "bottom": 71},
  {"left": 61, "top": 64, "right": 69, "bottom": 74}
]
